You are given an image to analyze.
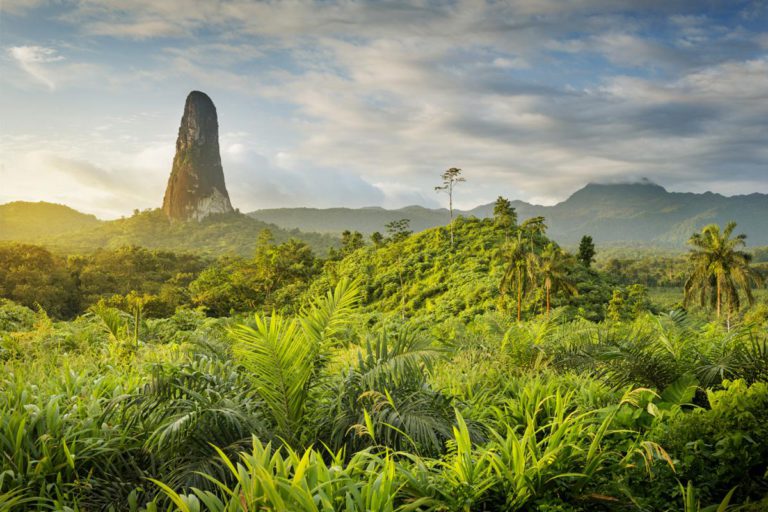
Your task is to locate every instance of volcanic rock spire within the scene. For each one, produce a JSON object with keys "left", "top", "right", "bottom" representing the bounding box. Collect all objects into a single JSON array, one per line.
[{"left": 162, "top": 91, "right": 234, "bottom": 221}]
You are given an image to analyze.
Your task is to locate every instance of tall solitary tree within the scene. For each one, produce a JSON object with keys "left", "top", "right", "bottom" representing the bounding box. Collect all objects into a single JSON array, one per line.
[
  {"left": 537, "top": 243, "right": 578, "bottom": 317},
  {"left": 683, "top": 222, "right": 764, "bottom": 319},
  {"left": 577, "top": 235, "right": 596, "bottom": 268},
  {"left": 435, "top": 167, "right": 466, "bottom": 246},
  {"left": 493, "top": 196, "right": 517, "bottom": 241}
]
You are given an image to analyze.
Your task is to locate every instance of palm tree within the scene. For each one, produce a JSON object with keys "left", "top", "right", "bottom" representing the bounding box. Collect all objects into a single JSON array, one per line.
[
  {"left": 537, "top": 243, "right": 579, "bottom": 318},
  {"left": 683, "top": 222, "right": 764, "bottom": 319},
  {"left": 500, "top": 232, "right": 537, "bottom": 322},
  {"left": 520, "top": 216, "right": 548, "bottom": 252}
]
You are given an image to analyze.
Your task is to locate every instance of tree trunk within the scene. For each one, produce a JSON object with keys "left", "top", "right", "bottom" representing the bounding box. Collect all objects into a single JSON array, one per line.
[
  {"left": 134, "top": 305, "right": 141, "bottom": 348},
  {"left": 546, "top": 285, "right": 550, "bottom": 319},
  {"left": 398, "top": 254, "right": 405, "bottom": 320},
  {"left": 449, "top": 183, "right": 454, "bottom": 247},
  {"left": 516, "top": 269, "right": 522, "bottom": 323},
  {"left": 716, "top": 278, "right": 721, "bottom": 318}
]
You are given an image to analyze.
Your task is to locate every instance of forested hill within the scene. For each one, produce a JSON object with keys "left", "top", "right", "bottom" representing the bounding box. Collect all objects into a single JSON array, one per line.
[
  {"left": 0, "top": 201, "right": 101, "bottom": 240},
  {"left": 0, "top": 205, "right": 338, "bottom": 256},
  {"left": 249, "top": 181, "right": 768, "bottom": 246}
]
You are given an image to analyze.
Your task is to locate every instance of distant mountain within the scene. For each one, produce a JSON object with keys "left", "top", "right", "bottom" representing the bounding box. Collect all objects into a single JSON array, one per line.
[
  {"left": 4, "top": 181, "right": 767, "bottom": 253},
  {"left": 0, "top": 204, "right": 337, "bottom": 257},
  {"left": 249, "top": 181, "right": 768, "bottom": 247},
  {"left": 0, "top": 201, "right": 101, "bottom": 241}
]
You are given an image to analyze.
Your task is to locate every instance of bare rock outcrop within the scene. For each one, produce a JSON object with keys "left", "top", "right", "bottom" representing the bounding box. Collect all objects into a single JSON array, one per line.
[{"left": 162, "top": 91, "right": 233, "bottom": 221}]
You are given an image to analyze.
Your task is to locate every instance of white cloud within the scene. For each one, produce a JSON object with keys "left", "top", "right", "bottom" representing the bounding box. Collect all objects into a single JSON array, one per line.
[
  {"left": 0, "top": 151, "right": 163, "bottom": 218},
  {"left": 8, "top": 45, "right": 63, "bottom": 90}
]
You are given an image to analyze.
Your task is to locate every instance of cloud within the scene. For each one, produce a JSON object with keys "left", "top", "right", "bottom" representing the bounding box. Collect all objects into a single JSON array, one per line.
[
  {"left": 8, "top": 45, "right": 63, "bottom": 90},
  {"left": 0, "top": 151, "right": 163, "bottom": 218},
  {"left": 0, "top": 0, "right": 47, "bottom": 15},
  {"left": 217, "top": 136, "right": 388, "bottom": 210},
  {"left": 2, "top": 1, "right": 768, "bottom": 216}
]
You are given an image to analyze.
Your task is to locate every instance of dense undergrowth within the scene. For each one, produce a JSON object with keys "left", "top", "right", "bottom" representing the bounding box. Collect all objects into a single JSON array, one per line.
[{"left": 2, "top": 282, "right": 768, "bottom": 511}]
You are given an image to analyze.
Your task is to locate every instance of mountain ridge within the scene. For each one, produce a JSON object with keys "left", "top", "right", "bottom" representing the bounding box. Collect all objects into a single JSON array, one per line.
[
  {"left": 248, "top": 181, "right": 768, "bottom": 247},
  {"left": 3, "top": 181, "right": 767, "bottom": 250}
]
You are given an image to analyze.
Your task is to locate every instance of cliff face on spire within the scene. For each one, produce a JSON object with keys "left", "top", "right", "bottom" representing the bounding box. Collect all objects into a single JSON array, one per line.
[{"left": 162, "top": 91, "right": 234, "bottom": 221}]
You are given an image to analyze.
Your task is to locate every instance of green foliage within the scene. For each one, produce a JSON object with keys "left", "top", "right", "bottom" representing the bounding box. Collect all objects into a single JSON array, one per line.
[
  {"left": 230, "top": 279, "right": 359, "bottom": 446},
  {"left": 43, "top": 208, "right": 339, "bottom": 258},
  {"left": 190, "top": 236, "right": 319, "bottom": 316},
  {"left": 0, "top": 243, "right": 205, "bottom": 319},
  {"left": 684, "top": 222, "right": 764, "bottom": 318},
  {"left": 606, "top": 284, "right": 651, "bottom": 321},
  {"left": 493, "top": 196, "right": 517, "bottom": 238},
  {"left": 3, "top": 213, "right": 768, "bottom": 511},
  {"left": 0, "top": 300, "right": 36, "bottom": 332},
  {"left": 325, "top": 327, "right": 455, "bottom": 456},
  {"left": 0, "top": 243, "right": 79, "bottom": 318},
  {"left": 384, "top": 219, "right": 413, "bottom": 243},
  {"left": 75, "top": 245, "right": 205, "bottom": 315},
  {"left": 578, "top": 235, "right": 596, "bottom": 268},
  {"left": 0, "top": 201, "right": 100, "bottom": 241},
  {"left": 658, "top": 380, "right": 768, "bottom": 505}
]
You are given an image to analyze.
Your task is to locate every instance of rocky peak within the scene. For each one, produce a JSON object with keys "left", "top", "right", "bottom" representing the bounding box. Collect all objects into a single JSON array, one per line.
[{"left": 162, "top": 91, "right": 234, "bottom": 221}]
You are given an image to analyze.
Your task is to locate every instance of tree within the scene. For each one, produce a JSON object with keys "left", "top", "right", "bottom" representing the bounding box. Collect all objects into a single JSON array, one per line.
[
  {"left": 493, "top": 196, "right": 517, "bottom": 241},
  {"left": 125, "top": 291, "right": 154, "bottom": 347},
  {"left": 537, "top": 243, "right": 578, "bottom": 318},
  {"left": 500, "top": 232, "right": 537, "bottom": 322},
  {"left": 385, "top": 219, "right": 412, "bottom": 243},
  {"left": 606, "top": 289, "right": 625, "bottom": 322},
  {"left": 384, "top": 219, "right": 412, "bottom": 317},
  {"left": 683, "top": 222, "right": 764, "bottom": 320},
  {"left": 370, "top": 231, "right": 384, "bottom": 247},
  {"left": 340, "top": 230, "right": 365, "bottom": 255},
  {"left": 520, "top": 216, "right": 547, "bottom": 252},
  {"left": 578, "top": 235, "right": 596, "bottom": 268},
  {"left": 434, "top": 167, "right": 466, "bottom": 246}
]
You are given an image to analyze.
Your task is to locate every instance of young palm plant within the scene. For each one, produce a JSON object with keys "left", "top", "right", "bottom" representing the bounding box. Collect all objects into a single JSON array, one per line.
[
  {"left": 324, "top": 327, "right": 456, "bottom": 456},
  {"left": 103, "top": 357, "right": 267, "bottom": 496},
  {"left": 229, "top": 279, "right": 360, "bottom": 447}
]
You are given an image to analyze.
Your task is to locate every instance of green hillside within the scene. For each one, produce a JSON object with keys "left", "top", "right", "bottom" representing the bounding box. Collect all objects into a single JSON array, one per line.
[
  {"left": 1, "top": 204, "right": 338, "bottom": 257},
  {"left": 308, "top": 216, "right": 612, "bottom": 323},
  {"left": 0, "top": 201, "right": 101, "bottom": 240}
]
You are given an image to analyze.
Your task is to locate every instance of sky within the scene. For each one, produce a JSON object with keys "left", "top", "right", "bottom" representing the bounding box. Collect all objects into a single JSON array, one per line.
[{"left": 1, "top": 0, "right": 767, "bottom": 219}]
